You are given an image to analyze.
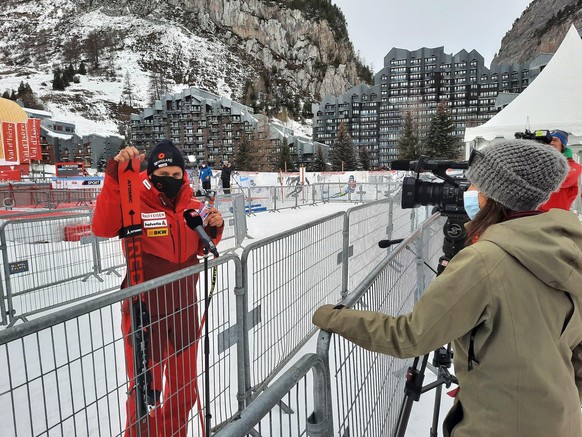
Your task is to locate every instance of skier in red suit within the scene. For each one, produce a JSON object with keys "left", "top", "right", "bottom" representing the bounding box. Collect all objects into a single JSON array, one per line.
[{"left": 93, "top": 140, "right": 224, "bottom": 437}]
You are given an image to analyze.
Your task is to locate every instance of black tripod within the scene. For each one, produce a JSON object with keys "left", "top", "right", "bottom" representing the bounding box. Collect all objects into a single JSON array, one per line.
[{"left": 382, "top": 213, "right": 468, "bottom": 437}]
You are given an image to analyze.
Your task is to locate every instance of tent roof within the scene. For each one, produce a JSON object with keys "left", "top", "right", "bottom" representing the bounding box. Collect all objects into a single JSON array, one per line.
[
  {"left": 0, "top": 97, "right": 28, "bottom": 123},
  {"left": 464, "top": 25, "right": 582, "bottom": 142}
]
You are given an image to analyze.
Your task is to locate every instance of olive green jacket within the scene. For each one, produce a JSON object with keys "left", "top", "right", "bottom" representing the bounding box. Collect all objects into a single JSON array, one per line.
[{"left": 313, "top": 209, "right": 582, "bottom": 437}]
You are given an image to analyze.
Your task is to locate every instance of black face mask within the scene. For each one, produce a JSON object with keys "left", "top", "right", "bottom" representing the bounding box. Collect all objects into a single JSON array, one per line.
[{"left": 150, "top": 175, "right": 183, "bottom": 198}]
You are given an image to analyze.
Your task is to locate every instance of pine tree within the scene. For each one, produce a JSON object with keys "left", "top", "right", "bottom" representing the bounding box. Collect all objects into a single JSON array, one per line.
[
  {"left": 312, "top": 146, "right": 327, "bottom": 172},
  {"left": 61, "top": 64, "right": 74, "bottom": 87},
  {"left": 422, "top": 101, "right": 461, "bottom": 159},
  {"left": 1, "top": 91, "right": 10, "bottom": 100},
  {"left": 330, "top": 122, "right": 357, "bottom": 171},
  {"left": 78, "top": 61, "right": 87, "bottom": 75},
  {"left": 397, "top": 110, "right": 421, "bottom": 159},
  {"left": 276, "top": 143, "right": 294, "bottom": 172},
  {"left": 52, "top": 69, "right": 65, "bottom": 91},
  {"left": 359, "top": 144, "right": 371, "bottom": 170},
  {"left": 17, "top": 81, "right": 27, "bottom": 96},
  {"left": 235, "top": 134, "right": 254, "bottom": 171}
]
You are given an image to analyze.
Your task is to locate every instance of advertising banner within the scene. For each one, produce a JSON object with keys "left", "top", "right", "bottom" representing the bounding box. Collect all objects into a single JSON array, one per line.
[
  {"left": 27, "top": 118, "right": 41, "bottom": 160},
  {"left": 0, "top": 169, "right": 22, "bottom": 182},
  {"left": 55, "top": 162, "right": 84, "bottom": 177},
  {"left": 1, "top": 122, "right": 19, "bottom": 163},
  {"left": 17, "top": 122, "right": 29, "bottom": 164}
]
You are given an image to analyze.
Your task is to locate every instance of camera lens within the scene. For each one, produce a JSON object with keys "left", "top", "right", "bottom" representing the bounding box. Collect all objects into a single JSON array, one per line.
[{"left": 401, "top": 177, "right": 467, "bottom": 213}]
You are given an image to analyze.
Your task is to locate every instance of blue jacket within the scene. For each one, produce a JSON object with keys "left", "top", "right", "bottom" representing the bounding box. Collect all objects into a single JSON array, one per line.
[{"left": 199, "top": 166, "right": 213, "bottom": 182}]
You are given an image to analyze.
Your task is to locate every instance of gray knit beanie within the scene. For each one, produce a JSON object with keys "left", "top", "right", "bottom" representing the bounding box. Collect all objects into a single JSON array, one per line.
[{"left": 466, "top": 139, "right": 568, "bottom": 211}]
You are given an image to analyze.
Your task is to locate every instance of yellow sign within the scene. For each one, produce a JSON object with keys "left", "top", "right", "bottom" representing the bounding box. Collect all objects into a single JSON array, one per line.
[{"left": 146, "top": 228, "right": 168, "bottom": 237}]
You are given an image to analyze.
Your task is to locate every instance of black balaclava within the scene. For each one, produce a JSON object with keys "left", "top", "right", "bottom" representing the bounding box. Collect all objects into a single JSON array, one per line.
[{"left": 147, "top": 140, "right": 186, "bottom": 198}]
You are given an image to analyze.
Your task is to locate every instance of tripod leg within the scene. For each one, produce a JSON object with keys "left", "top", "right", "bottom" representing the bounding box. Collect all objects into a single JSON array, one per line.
[
  {"left": 393, "top": 394, "right": 415, "bottom": 437},
  {"left": 430, "top": 382, "right": 443, "bottom": 437}
]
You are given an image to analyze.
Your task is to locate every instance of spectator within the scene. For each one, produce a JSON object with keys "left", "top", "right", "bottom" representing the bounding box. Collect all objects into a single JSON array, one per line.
[
  {"left": 220, "top": 161, "right": 233, "bottom": 194},
  {"left": 199, "top": 161, "right": 213, "bottom": 192},
  {"left": 539, "top": 129, "right": 582, "bottom": 211},
  {"left": 92, "top": 140, "right": 224, "bottom": 436},
  {"left": 313, "top": 139, "right": 582, "bottom": 437}
]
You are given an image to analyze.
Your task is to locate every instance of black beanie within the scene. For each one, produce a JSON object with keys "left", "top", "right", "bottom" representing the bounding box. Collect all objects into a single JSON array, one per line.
[{"left": 147, "top": 140, "right": 185, "bottom": 175}]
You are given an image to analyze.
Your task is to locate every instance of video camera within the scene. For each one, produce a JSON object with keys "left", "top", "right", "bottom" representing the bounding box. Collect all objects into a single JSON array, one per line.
[
  {"left": 391, "top": 156, "right": 470, "bottom": 217},
  {"left": 514, "top": 129, "right": 552, "bottom": 144}
]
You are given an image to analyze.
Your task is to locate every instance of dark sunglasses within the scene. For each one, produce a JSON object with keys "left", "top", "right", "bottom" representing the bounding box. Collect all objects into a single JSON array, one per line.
[{"left": 468, "top": 148, "right": 484, "bottom": 166}]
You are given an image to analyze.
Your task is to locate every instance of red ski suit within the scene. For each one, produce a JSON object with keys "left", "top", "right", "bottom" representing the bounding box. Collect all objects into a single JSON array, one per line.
[
  {"left": 539, "top": 158, "right": 582, "bottom": 211},
  {"left": 92, "top": 160, "right": 223, "bottom": 437}
]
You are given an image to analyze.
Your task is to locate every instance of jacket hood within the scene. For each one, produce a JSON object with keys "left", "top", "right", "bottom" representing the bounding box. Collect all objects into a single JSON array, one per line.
[{"left": 479, "top": 209, "right": 582, "bottom": 296}]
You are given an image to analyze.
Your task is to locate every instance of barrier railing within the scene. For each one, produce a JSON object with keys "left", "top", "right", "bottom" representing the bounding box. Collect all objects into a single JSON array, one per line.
[
  {"left": 0, "top": 254, "right": 243, "bottom": 437},
  {"left": 0, "top": 196, "right": 442, "bottom": 436},
  {"left": 213, "top": 214, "right": 445, "bottom": 437},
  {"left": 0, "top": 194, "right": 248, "bottom": 327}
]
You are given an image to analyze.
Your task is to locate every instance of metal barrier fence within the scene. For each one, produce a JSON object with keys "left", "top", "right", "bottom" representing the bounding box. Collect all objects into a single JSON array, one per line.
[
  {"left": 0, "top": 211, "right": 122, "bottom": 326},
  {"left": 0, "top": 186, "right": 101, "bottom": 209},
  {"left": 0, "top": 254, "right": 242, "bottom": 437},
  {"left": 0, "top": 197, "right": 442, "bottom": 437},
  {"left": 0, "top": 194, "right": 248, "bottom": 327},
  {"left": 344, "top": 199, "right": 429, "bottom": 295},
  {"left": 240, "top": 212, "right": 345, "bottom": 400},
  {"left": 214, "top": 213, "right": 446, "bottom": 437},
  {"left": 232, "top": 183, "right": 403, "bottom": 214}
]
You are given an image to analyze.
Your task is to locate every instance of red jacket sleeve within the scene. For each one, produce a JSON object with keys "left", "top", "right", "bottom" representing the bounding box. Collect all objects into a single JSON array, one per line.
[
  {"left": 562, "top": 160, "right": 582, "bottom": 189},
  {"left": 92, "top": 160, "right": 122, "bottom": 238}
]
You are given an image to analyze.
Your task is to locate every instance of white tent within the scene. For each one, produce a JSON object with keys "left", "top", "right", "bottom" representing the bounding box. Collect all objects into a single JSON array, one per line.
[{"left": 464, "top": 25, "right": 582, "bottom": 154}]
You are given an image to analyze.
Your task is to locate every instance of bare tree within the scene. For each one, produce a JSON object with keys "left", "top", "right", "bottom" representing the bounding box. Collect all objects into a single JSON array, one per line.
[
  {"left": 63, "top": 38, "right": 82, "bottom": 65},
  {"left": 148, "top": 71, "right": 160, "bottom": 106},
  {"left": 122, "top": 71, "right": 134, "bottom": 106},
  {"left": 84, "top": 31, "right": 102, "bottom": 69}
]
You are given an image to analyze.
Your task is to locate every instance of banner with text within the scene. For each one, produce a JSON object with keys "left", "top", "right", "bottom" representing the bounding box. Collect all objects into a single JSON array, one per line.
[
  {"left": 0, "top": 118, "right": 42, "bottom": 165},
  {"left": 27, "top": 118, "right": 41, "bottom": 160},
  {"left": 1, "top": 122, "right": 19, "bottom": 164}
]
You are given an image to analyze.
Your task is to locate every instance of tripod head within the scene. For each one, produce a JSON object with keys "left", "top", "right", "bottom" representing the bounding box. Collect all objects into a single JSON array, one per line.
[{"left": 435, "top": 209, "right": 469, "bottom": 275}]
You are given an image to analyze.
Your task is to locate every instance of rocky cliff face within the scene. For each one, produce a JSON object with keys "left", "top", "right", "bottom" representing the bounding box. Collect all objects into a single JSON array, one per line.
[
  {"left": 492, "top": 0, "right": 582, "bottom": 66},
  {"left": 0, "top": 0, "right": 371, "bottom": 133},
  {"left": 162, "top": 0, "right": 361, "bottom": 97}
]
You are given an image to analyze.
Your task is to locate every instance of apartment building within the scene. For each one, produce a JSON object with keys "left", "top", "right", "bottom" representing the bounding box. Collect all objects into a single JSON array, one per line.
[
  {"left": 313, "top": 46, "right": 533, "bottom": 167},
  {"left": 130, "top": 87, "right": 327, "bottom": 168}
]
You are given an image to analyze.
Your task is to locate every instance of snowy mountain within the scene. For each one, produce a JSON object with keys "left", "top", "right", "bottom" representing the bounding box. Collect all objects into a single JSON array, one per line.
[
  {"left": 0, "top": 0, "right": 372, "bottom": 136},
  {"left": 492, "top": 0, "right": 582, "bottom": 66}
]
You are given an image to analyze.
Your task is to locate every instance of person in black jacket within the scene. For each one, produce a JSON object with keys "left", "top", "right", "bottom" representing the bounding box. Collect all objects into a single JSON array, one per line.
[{"left": 220, "top": 161, "right": 233, "bottom": 194}]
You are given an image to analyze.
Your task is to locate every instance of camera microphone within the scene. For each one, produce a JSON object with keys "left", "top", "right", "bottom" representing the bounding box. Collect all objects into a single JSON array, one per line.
[
  {"left": 183, "top": 209, "right": 219, "bottom": 257},
  {"left": 378, "top": 238, "right": 404, "bottom": 249},
  {"left": 391, "top": 160, "right": 469, "bottom": 171},
  {"left": 390, "top": 160, "right": 413, "bottom": 171}
]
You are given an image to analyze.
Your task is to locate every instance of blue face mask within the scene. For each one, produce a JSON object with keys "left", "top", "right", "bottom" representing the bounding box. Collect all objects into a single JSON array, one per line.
[{"left": 463, "top": 190, "right": 481, "bottom": 220}]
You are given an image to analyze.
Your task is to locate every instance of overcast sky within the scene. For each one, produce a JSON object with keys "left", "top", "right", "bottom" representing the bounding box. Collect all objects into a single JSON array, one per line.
[{"left": 332, "top": 0, "right": 533, "bottom": 72}]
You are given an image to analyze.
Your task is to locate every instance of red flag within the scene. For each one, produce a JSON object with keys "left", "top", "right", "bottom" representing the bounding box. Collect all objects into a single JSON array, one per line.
[
  {"left": 2, "top": 122, "right": 18, "bottom": 163},
  {"left": 17, "top": 122, "right": 29, "bottom": 164},
  {"left": 27, "top": 118, "right": 41, "bottom": 160}
]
